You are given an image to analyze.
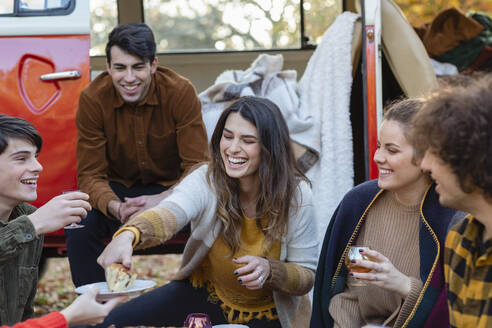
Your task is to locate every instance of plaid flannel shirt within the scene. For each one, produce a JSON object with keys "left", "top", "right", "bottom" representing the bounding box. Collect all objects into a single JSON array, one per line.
[{"left": 445, "top": 214, "right": 492, "bottom": 328}]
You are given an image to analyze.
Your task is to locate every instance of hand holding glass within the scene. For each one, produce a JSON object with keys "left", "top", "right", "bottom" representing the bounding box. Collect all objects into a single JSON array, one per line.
[
  {"left": 345, "top": 246, "right": 375, "bottom": 286},
  {"left": 62, "top": 190, "right": 85, "bottom": 229}
]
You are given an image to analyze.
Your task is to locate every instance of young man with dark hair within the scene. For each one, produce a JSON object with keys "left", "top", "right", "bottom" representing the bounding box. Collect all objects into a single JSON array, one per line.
[
  {"left": 0, "top": 114, "right": 91, "bottom": 325},
  {"left": 411, "top": 74, "right": 492, "bottom": 327},
  {"left": 66, "top": 22, "right": 209, "bottom": 287}
]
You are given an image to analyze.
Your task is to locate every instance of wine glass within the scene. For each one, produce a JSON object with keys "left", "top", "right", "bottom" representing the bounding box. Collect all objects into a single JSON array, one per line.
[
  {"left": 345, "top": 246, "right": 375, "bottom": 286},
  {"left": 62, "top": 190, "right": 85, "bottom": 229},
  {"left": 183, "top": 313, "right": 212, "bottom": 328}
]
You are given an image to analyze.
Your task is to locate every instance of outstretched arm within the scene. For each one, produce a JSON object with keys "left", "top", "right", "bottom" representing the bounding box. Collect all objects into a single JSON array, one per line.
[
  {"left": 97, "top": 230, "right": 135, "bottom": 269},
  {"left": 1, "top": 287, "right": 125, "bottom": 328},
  {"left": 98, "top": 165, "right": 210, "bottom": 268},
  {"left": 61, "top": 286, "right": 126, "bottom": 326}
]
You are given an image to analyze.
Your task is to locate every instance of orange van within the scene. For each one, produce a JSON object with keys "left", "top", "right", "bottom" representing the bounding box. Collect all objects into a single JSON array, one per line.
[
  {"left": 0, "top": 0, "right": 90, "bottom": 255},
  {"left": 0, "top": 0, "right": 90, "bottom": 206}
]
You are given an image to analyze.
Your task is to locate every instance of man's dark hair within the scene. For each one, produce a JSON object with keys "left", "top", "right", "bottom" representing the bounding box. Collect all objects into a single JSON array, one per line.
[
  {"left": 105, "top": 22, "right": 156, "bottom": 64},
  {"left": 411, "top": 73, "right": 492, "bottom": 198},
  {"left": 0, "top": 114, "right": 42, "bottom": 155}
]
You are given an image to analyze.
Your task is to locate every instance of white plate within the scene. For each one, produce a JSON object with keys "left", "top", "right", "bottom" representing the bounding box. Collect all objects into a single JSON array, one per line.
[{"left": 75, "top": 279, "right": 156, "bottom": 302}]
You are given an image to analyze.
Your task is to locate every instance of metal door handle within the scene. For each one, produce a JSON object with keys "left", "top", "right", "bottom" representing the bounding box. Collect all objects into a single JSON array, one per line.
[{"left": 40, "top": 70, "right": 81, "bottom": 81}]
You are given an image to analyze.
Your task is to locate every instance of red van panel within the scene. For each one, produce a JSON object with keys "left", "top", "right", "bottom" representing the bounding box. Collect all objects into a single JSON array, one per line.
[{"left": 0, "top": 35, "right": 90, "bottom": 209}]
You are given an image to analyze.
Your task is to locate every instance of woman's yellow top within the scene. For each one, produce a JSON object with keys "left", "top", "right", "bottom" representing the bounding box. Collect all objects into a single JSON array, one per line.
[{"left": 190, "top": 214, "right": 281, "bottom": 323}]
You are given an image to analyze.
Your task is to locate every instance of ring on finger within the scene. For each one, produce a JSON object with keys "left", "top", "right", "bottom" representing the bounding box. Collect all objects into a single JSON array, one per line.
[
  {"left": 258, "top": 276, "right": 264, "bottom": 284},
  {"left": 375, "top": 275, "right": 378, "bottom": 281}
]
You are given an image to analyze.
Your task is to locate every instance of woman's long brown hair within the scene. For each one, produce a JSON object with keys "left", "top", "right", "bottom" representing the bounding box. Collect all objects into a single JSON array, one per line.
[{"left": 207, "top": 96, "right": 309, "bottom": 255}]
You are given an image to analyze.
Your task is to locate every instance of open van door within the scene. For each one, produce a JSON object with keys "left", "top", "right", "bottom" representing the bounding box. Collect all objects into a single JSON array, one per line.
[{"left": 0, "top": 0, "right": 90, "bottom": 209}]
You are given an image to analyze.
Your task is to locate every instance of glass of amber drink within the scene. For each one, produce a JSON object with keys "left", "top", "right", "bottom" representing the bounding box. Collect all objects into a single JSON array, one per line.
[{"left": 345, "top": 246, "right": 373, "bottom": 286}]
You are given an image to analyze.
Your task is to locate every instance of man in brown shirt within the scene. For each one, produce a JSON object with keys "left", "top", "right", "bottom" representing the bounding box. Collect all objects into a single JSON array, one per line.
[{"left": 66, "top": 23, "right": 208, "bottom": 287}]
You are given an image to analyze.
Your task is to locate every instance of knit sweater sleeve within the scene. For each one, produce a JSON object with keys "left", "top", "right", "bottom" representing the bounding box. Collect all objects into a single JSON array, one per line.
[
  {"left": 391, "top": 277, "right": 423, "bottom": 327},
  {"left": 123, "top": 164, "right": 211, "bottom": 249},
  {"left": 264, "top": 181, "right": 318, "bottom": 295},
  {"left": 284, "top": 181, "right": 318, "bottom": 270},
  {"left": 265, "top": 259, "right": 315, "bottom": 296}
]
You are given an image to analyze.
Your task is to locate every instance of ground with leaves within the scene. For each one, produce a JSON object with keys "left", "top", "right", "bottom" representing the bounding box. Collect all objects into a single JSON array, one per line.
[{"left": 34, "top": 254, "right": 182, "bottom": 316}]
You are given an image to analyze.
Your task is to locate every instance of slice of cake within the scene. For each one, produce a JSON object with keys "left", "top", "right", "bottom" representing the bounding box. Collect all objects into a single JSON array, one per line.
[{"left": 105, "top": 263, "right": 137, "bottom": 292}]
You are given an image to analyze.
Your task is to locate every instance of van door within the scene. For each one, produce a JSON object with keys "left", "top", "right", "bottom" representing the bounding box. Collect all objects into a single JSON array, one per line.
[{"left": 0, "top": 0, "right": 90, "bottom": 207}]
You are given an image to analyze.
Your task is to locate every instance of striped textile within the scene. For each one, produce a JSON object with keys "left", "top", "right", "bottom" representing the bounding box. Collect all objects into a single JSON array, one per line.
[{"left": 445, "top": 214, "right": 492, "bottom": 328}]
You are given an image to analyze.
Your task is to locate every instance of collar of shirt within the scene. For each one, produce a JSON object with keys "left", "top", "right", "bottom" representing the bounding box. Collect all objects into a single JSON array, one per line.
[
  {"left": 465, "top": 216, "right": 492, "bottom": 265},
  {"left": 113, "top": 73, "right": 161, "bottom": 109}
]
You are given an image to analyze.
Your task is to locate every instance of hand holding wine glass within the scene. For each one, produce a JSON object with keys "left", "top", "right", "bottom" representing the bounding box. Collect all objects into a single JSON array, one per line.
[
  {"left": 345, "top": 246, "right": 375, "bottom": 286},
  {"left": 27, "top": 190, "right": 91, "bottom": 234},
  {"left": 347, "top": 247, "right": 413, "bottom": 297},
  {"left": 62, "top": 190, "right": 87, "bottom": 229}
]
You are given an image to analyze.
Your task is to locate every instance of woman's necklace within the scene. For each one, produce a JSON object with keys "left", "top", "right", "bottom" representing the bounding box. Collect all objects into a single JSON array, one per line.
[
  {"left": 241, "top": 199, "right": 256, "bottom": 210},
  {"left": 393, "top": 191, "right": 421, "bottom": 206},
  {"left": 240, "top": 197, "right": 258, "bottom": 218}
]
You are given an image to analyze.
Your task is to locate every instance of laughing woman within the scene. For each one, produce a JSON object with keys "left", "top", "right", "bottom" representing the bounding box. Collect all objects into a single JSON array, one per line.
[
  {"left": 95, "top": 96, "right": 318, "bottom": 328},
  {"left": 310, "top": 99, "right": 463, "bottom": 328}
]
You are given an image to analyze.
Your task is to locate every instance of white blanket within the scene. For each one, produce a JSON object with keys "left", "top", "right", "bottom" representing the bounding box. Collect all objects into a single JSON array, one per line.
[
  {"left": 299, "top": 12, "right": 360, "bottom": 242},
  {"left": 199, "top": 54, "right": 317, "bottom": 159}
]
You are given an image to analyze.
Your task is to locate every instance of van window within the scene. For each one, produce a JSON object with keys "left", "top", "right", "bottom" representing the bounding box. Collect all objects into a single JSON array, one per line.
[
  {"left": 88, "top": 0, "right": 341, "bottom": 55},
  {"left": 90, "top": 0, "right": 118, "bottom": 56},
  {"left": 304, "top": 0, "right": 341, "bottom": 45},
  {"left": 0, "top": 0, "right": 74, "bottom": 16},
  {"left": 0, "top": 3, "right": 13, "bottom": 14},
  {"left": 142, "top": 0, "right": 341, "bottom": 52}
]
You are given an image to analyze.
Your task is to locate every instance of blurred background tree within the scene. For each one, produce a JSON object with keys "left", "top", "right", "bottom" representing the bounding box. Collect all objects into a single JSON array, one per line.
[
  {"left": 90, "top": 0, "right": 117, "bottom": 56},
  {"left": 89, "top": 0, "right": 341, "bottom": 54}
]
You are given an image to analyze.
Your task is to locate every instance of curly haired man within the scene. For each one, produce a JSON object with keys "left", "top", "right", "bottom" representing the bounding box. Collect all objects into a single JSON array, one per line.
[{"left": 411, "top": 74, "right": 492, "bottom": 328}]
